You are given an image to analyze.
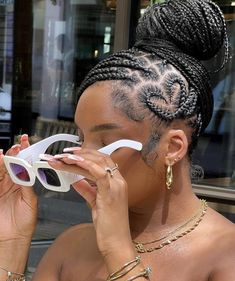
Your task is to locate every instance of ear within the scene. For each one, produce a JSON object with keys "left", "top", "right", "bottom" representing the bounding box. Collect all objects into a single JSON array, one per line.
[{"left": 164, "top": 129, "right": 188, "bottom": 165}]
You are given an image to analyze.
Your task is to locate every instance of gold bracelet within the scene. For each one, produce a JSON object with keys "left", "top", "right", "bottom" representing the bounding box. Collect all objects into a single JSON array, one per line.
[
  {"left": 127, "top": 267, "right": 152, "bottom": 281},
  {"left": 6, "top": 277, "right": 25, "bottom": 281},
  {"left": 0, "top": 266, "right": 25, "bottom": 281},
  {"left": 106, "top": 256, "right": 141, "bottom": 281}
]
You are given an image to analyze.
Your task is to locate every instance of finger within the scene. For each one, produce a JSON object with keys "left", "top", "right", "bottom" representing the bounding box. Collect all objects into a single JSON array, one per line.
[
  {"left": 6, "top": 144, "right": 21, "bottom": 156},
  {"left": 0, "top": 150, "right": 7, "bottom": 179},
  {"left": 65, "top": 152, "right": 121, "bottom": 183},
  {"left": 49, "top": 156, "right": 112, "bottom": 194},
  {"left": 48, "top": 150, "right": 114, "bottom": 182},
  {"left": 48, "top": 158, "right": 96, "bottom": 182},
  {"left": 48, "top": 152, "right": 117, "bottom": 186},
  {"left": 19, "top": 134, "right": 30, "bottom": 150},
  {"left": 72, "top": 179, "right": 97, "bottom": 208},
  {"left": 71, "top": 158, "right": 113, "bottom": 194}
]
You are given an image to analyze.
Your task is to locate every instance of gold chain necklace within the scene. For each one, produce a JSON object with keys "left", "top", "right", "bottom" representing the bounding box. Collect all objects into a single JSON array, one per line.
[{"left": 133, "top": 199, "right": 208, "bottom": 253}]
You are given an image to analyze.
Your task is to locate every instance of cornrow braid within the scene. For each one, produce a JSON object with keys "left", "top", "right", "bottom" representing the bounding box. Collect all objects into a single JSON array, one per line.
[
  {"left": 136, "top": 0, "right": 228, "bottom": 66},
  {"left": 133, "top": 39, "right": 212, "bottom": 132},
  {"left": 76, "top": 0, "right": 227, "bottom": 155}
]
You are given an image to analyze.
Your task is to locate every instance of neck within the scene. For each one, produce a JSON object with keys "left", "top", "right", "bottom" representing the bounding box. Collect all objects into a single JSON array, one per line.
[{"left": 129, "top": 182, "right": 200, "bottom": 241}]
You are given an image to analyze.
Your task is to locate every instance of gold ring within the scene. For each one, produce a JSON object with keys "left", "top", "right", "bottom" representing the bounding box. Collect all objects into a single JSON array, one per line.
[{"left": 105, "top": 164, "right": 119, "bottom": 177}]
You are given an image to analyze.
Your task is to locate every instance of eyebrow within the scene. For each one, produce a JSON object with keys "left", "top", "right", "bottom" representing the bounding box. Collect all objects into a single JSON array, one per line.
[{"left": 90, "top": 123, "right": 122, "bottom": 133}]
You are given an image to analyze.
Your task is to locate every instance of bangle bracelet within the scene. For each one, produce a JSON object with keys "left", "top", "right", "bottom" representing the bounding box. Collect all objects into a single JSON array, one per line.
[
  {"left": 107, "top": 256, "right": 141, "bottom": 281},
  {"left": 0, "top": 266, "right": 25, "bottom": 281},
  {"left": 6, "top": 277, "right": 25, "bottom": 281},
  {"left": 127, "top": 267, "right": 152, "bottom": 281}
]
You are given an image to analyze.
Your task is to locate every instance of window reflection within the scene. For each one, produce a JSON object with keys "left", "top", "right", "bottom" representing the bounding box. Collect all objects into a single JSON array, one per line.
[
  {"left": 193, "top": 8, "right": 235, "bottom": 188},
  {"left": 0, "top": 2, "right": 13, "bottom": 151},
  {"left": 32, "top": 0, "right": 115, "bottom": 120}
]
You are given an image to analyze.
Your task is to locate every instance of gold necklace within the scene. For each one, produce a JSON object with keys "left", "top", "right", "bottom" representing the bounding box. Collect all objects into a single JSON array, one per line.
[{"left": 133, "top": 199, "right": 208, "bottom": 253}]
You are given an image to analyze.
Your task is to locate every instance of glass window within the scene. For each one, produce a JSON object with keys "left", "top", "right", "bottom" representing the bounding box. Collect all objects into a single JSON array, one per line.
[
  {"left": 30, "top": 0, "right": 116, "bottom": 239},
  {"left": 0, "top": 0, "right": 117, "bottom": 272},
  {"left": 191, "top": 5, "right": 235, "bottom": 190},
  {"left": 0, "top": 1, "right": 13, "bottom": 151},
  {"left": 0, "top": 1, "right": 116, "bottom": 269},
  {"left": 32, "top": 0, "right": 116, "bottom": 121}
]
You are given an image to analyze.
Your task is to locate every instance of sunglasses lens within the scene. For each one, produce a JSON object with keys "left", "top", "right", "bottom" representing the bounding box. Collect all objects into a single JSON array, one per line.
[
  {"left": 37, "top": 168, "right": 61, "bottom": 187},
  {"left": 10, "top": 163, "right": 30, "bottom": 182}
]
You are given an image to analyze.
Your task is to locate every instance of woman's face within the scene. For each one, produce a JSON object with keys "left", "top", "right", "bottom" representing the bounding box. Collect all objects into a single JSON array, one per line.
[{"left": 74, "top": 82, "right": 166, "bottom": 207}]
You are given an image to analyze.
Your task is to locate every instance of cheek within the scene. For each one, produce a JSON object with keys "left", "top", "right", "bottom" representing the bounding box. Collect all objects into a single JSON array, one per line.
[{"left": 119, "top": 158, "right": 156, "bottom": 205}]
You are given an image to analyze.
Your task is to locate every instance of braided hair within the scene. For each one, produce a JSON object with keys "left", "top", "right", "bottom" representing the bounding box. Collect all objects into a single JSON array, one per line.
[{"left": 77, "top": 0, "right": 228, "bottom": 157}]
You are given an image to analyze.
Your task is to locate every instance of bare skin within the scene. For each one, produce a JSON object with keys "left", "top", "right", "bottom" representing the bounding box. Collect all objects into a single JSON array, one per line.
[
  {"left": 34, "top": 82, "right": 235, "bottom": 281},
  {"left": 0, "top": 82, "right": 235, "bottom": 281}
]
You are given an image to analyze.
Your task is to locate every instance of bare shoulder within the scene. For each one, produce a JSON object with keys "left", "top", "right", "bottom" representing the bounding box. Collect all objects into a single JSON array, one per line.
[
  {"left": 33, "top": 223, "right": 98, "bottom": 280},
  {"left": 204, "top": 207, "right": 235, "bottom": 280},
  {"left": 205, "top": 207, "right": 235, "bottom": 248},
  {"left": 55, "top": 222, "right": 96, "bottom": 246},
  {"left": 43, "top": 222, "right": 98, "bottom": 258}
]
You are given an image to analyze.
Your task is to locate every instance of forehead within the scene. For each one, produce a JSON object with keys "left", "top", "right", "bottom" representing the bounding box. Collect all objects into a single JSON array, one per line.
[{"left": 75, "top": 82, "right": 123, "bottom": 127}]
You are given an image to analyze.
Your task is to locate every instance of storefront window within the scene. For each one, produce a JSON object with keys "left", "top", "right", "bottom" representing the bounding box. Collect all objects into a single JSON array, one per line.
[
  {"left": 32, "top": 0, "right": 115, "bottom": 121},
  {"left": 30, "top": 0, "right": 116, "bottom": 239},
  {"left": 0, "top": 1, "right": 117, "bottom": 269},
  {"left": 0, "top": 1, "right": 13, "bottom": 151}
]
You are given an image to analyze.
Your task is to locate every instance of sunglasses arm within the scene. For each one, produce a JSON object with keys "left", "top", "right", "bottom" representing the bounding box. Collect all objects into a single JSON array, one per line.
[
  {"left": 98, "top": 139, "right": 142, "bottom": 155},
  {"left": 67, "top": 140, "right": 143, "bottom": 186},
  {"left": 16, "top": 134, "right": 80, "bottom": 163}
]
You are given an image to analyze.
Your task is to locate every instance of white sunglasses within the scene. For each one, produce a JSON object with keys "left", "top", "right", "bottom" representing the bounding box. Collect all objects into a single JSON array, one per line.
[{"left": 3, "top": 134, "right": 142, "bottom": 192}]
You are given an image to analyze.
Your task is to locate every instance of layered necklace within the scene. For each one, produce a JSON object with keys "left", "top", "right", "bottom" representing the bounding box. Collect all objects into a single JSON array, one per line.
[{"left": 133, "top": 199, "right": 208, "bottom": 253}]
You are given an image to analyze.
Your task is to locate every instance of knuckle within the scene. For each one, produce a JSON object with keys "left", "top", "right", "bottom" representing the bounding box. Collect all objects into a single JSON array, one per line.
[{"left": 98, "top": 154, "right": 110, "bottom": 166}]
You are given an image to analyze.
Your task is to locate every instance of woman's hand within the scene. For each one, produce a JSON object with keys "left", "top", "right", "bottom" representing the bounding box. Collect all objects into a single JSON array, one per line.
[
  {"left": 48, "top": 149, "right": 135, "bottom": 260},
  {"left": 0, "top": 135, "right": 38, "bottom": 243}
]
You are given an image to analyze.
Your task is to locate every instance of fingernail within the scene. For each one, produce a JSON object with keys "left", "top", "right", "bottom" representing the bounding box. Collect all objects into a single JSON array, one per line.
[
  {"left": 63, "top": 147, "right": 82, "bottom": 152},
  {"left": 21, "top": 134, "right": 28, "bottom": 140},
  {"left": 39, "top": 154, "right": 54, "bottom": 161},
  {"left": 0, "top": 149, "right": 3, "bottom": 155},
  {"left": 68, "top": 155, "right": 84, "bottom": 161},
  {"left": 12, "top": 144, "right": 20, "bottom": 150},
  {"left": 54, "top": 153, "right": 71, "bottom": 159}
]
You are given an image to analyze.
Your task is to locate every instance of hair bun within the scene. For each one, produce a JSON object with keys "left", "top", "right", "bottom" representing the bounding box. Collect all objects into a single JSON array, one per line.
[{"left": 136, "top": 0, "right": 226, "bottom": 61}]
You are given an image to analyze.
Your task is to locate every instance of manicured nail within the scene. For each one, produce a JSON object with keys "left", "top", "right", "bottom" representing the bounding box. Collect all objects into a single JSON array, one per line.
[
  {"left": 21, "top": 134, "right": 28, "bottom": 140},
  {"left": 63, "top": 147, "right": 82, "bottom": 152},
  {"left": 0, "top": 149, "right": 3, "bottom": 155},
  {"left": 39, "top": 154, "right": 54, "bottom": 161},
  {"left": 68, "top": 155, "right": 84, "bottom": 161},
  {"left": 12, "top": 144, "right": 20, "bottom": 149},
  {"left": 54, "top": 153, "right": 71, "bottom": 159}
]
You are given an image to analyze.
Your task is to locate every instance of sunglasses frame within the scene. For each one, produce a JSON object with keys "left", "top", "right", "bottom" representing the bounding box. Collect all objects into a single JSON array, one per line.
[{"left": 4, "top": 138, "right": 142, "bottom": 192}]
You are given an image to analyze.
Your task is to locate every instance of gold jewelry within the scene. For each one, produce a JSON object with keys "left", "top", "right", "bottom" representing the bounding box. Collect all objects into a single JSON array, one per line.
[
  {"left": 6, "top": 277, "right": 25, "bottom": 281},
  {"left": 127, "top": 267, "right": 152, "bottom": 281},
  {"left": 106, "top": 256, "right": 141, "bottom": 281},
  {"left": 133, "top": 199, "right": 208, "bottom": 253},
  {"left": 166, "top": 164, "right": 173, "bottom": 189},
  {"left": 0, "top": 266, "right": 25, "bottom": 281},
  {"left": 105, "top": 163, "right": 119, "bottom": 177}
]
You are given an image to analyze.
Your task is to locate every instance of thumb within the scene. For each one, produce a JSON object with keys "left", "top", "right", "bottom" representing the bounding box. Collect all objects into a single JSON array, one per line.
[
  {"left": 72, "top": 180, "right": 97, "bottom": 209},
  {"left": 20, "top": 185, "right": 38, "bottom": 208}
]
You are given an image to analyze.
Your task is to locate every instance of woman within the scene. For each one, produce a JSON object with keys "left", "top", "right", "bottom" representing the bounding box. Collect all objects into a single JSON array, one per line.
[{"left": 0, "top": 0, "right": 235, "bottom": 280}]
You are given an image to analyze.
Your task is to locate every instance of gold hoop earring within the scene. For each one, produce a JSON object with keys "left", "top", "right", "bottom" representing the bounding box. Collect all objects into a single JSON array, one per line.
[{"left": 166, "top": 164, "right": 173, "bottom": 190}]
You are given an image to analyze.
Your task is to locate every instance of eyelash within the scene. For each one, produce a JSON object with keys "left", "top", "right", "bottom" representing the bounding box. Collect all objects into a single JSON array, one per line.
[{"left": 76, "top": 130, "right": 108, "bottom": 148}]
